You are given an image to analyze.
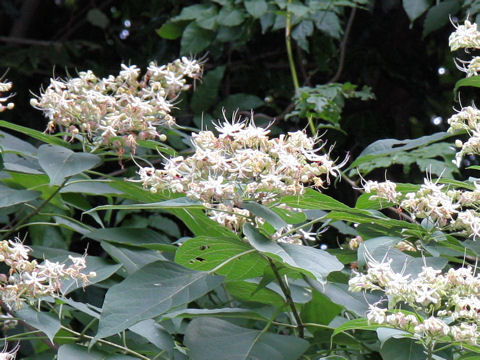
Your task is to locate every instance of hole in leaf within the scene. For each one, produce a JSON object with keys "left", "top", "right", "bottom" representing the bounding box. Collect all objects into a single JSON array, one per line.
[
  {"left": 199, "top": 245, "right": 209, "bottom": 250},
  {"left": 195, "top": 257, "right": 205, "bottom": 262}
]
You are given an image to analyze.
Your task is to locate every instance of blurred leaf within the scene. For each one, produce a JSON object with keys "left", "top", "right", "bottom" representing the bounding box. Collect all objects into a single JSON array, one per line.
[
  {"left": 180, "top": 23, "right": 213, "bottom": 55},
  {"left": 380, "top": 337, "right": 426, "bottom": 360},
  {"left": 95, "top": 261, "right": 223, "bottom": 340},
  {"left": 315, "top": 11, "right": 341, "bottom": 39},
  {"left": 0, "top": 183, "right": 40, "bottom": 208},
  {"left": 244, "top": 0, "right": 268, "bottom": 18},
  {"left": 292, "top": 20, "right": 313, "bottom": 51},
  {"left": 156, "top": 21, "right": 184, "bottom": 39},
  {"left": 216, "top": 8, "right": 245, "bottom": 26},
  {"left": 423, "top": 0, "right": 459, "bottom": 37},
  {"left": 402, "top": 0, "right": 429, "bottom": 22},
  {"left": 215, "top": 93, "right": 265, "bottom": 117},
  {"left": 184, "top": 318, "right": 309, "bottom": 360},
  {"left": 191, "top": 66, "right": 226, "bottom": 113},
  {"left": 86, "top": 9, "right": 109, "bottom": 29}
]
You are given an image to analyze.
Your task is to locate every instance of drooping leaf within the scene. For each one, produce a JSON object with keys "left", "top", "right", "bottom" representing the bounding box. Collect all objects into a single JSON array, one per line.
[
  {"left": 129, "top": 319, "right": 174, "bottom": 353},
  {"left": 241, "top": 202, "right": 287, "bottom": 230},
  {"left": 15, "top": 307, "right": 60, "bottom": 342},
  {"left": 0, "top": 183, "right": 40, "bottom": 208},
  {"left": 156, "top": 21, "right": 184, "bottom": 40},
  {"left": 95, "top": 261, "right": 223, "bottom": 340},
  {"left": 423, "top": 0, "right": 459, "bottom": 38},
  {"left": 38, "top": 144, "right": 101, "bottom": 185},
  {"left": 180, "top": 23, "right": 213, "bottom": 55},
  {"left": 184, "top": 317, "right": 309, "bottom": 360}
]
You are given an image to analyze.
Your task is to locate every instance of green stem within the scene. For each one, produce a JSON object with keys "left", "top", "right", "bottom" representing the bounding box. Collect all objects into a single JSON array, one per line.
[
  {"left": 268, "top": 258, "right": 304, "bottom": 338},
  {"left": 285, "top": 0, "right": 299, "bottom": 90},
  {"left": 2, "top": 178, "right": 69, "bottom": 240},
  {"left": 60, "top": 326, "right": 150, "bottom": 360}
]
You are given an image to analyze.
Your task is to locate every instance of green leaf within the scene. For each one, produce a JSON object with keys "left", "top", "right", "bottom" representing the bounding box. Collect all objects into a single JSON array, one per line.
[
  {"left": 454, "top": 75, "right": 480, "bottom": 97},
  {"left": 423, "top": 0, "right": 459, "bottom": 38},
  {"left": 0, "top": 120, "right": 70, "bottom": 147},
  {"left": 0, "top": 183, "right": 40, "bottom": 208},
  {"left": 292, "top": 20, "right": 314, "bottom": 52},
  {"left": 162, "top": 307, "right": 269, "bottom": 322},
  {"left": 214, "top": 93, "right": 265, "bottom": 117},
  {"left": 281, "top": 188, "right": 350, "bottom": 210},
  {"left": 101, "top": 242, "right": 167, "bottom": 275},
  {"left": 332, "top": 318, "right": 381, "bottom": 339},
  {"left": 38, "top": 144, "right": 101, "bottom": 186},
  {"left": 60, "top": 180, "right": 122, "bottom": 195},
  {"left": 129, "top": 319, "right": 174, "bottom": 352},
  {"left": 241, "top": 202, "right": 287, "bottom": 230},
  {"left": 86, "top": 227, "right": 175, "bottom": 252},
  {"left": 380, "top": 337, "right": 426, "bottom": 360},
  {"left": 58, "top": 344, "right": 137, "bottom": 360},
  {"left": 302, "top": 291, "right": 343, "bottom": 327},
  {"left": 180, "top": 23, "right": 213, "bottom": 55},
  {"left": 225, "top": 280, "right": 285, "bottom": 305},
  {"left": 184, "top": 318, "right": 309, "bottom": 360},
  {"left": 402, "top": 0, "right": 429, "bottom": 22},
  {"left": 216, "top": 8, "right": 245, "bottom": 26},
  {"left": 86, "top": 8, "right": 109, "bottom": 29},
  {"left": 0, "top": 130, "right": 37, "bottom": 157},
  {"left": 175, "top": 236, "right": 268, "bottom": 280},
  {"left": 16, "top": 307, "right": 60, "bottom": 342},
  {"left": 243, "top": 224, "right": 343, "bottom": 281},
  {"left": 191, "top": 66, "right": 226, "bottom": 113},
  {"left": 244, "top": 0, "right": 268, "bottom": 18},
  {"left": 173, "top": 4, "right": 213, "bottom": 21},
  {"left": 156, "top": 21, "right": 184, "bottom": 39},
  {"left": 314, "top": 11, "right": 341, "bottom": 39},
  {"left": 95, "top": 261, "right": 223, "bottom": 340}
]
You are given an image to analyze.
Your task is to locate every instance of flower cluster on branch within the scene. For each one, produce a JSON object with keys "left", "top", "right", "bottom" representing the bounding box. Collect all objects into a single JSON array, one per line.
[
  {"left": 139, "top": 114, "right": 347, "bottom": 239},
  {"left": 31, "top": 57, "right": 203, "bottom": 153},
  {"left": 0, "top": 238, "right": 95, "bottom": 310},
  {"left": 0, "top": 79, "right": 14, "bottom": 113},
  {"left": 349, "top": 259, "right": 480, "bottom": 345}
]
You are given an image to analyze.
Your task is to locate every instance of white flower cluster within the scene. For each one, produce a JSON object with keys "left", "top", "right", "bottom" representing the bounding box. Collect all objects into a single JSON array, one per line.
[
  {"left": 349, "top": 259, "right": 480, "bottom": 345},
  {"left": 31, "top": 57, "right": 203, "bottom": 153},
  {"left": 363, "top": 177, "right": 480, "bottom": 239},
  {"left": 449, "top": 20, "right": 480, "bottom": 51},
  {"left": 362, "top": 179, "right": 401, "bottom": 203},
  {"left": 0, "top": 80, "right": 14, "bottom": 112},
  {"left": 139, "top": 114, "right": 347, "bottom": 234},
  {"left": 0, "top": 239, "right": 96, "bottom": 310},
  {"left": 448, "top": 21, "right": 480, "bottom": 163}
]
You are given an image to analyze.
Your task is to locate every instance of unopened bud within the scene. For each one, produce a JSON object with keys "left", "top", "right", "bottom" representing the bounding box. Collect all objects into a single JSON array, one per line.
[{"left": 455, "top": 139, "right": 463, "bottom": 148}]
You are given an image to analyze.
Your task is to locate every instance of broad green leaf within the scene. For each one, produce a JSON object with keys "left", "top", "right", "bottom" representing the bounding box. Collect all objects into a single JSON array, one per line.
[
  {"left": 241, "top": 202, "right": 287, "bottom": 230},
  {"left": 244, "top": 0, "right": 268, "bottom": 18},
  {"left": 216, "top": 8, "right": 245, "bottom": 26},
  {"left": 0, "top": 130, "right": 37, "bottom": 157},
  {"left": 281, "top": 188, "right": 350, "bottom": 210},
  {"left": 226, "top": 280, "right": 285, "bottom": 305},
  {"left": 86, "top": 227, "right": 175, "bottom": 252},
  {"left": 272, "top": 207, "right": 306, "bottom": 224},
  {"left": 38, "top": 144, "right": 101, "bottom": 185},
  {"left": 332, "top": 318, "right": 381, "bottom": 339},
  {"left": 0, "top": 183, "right": 40, "bottom": 208},
  {"left": 454, "top": 76, "right": 480, "bottom": 97},
  {"left": 314, "top": 11, "right": 341, "bottom": 39},
  {"left": 2, "top": 153, "right": 43, "bottom": 174},
  {"left": 402, "top": 0, "right": 429, "bottom": 22},
  {"left": 243, "top": 223, "right": 343, "bottom": 281},
  {"left": 86, "top": 8, "right": 109, "bottom": 29},
  {"left": 214, "top": 93, "right": 265, "bottom": 117},
  {"left": 423, "top": 0, "right": 459, "bottom": 38},
  {"left": 292, "top": 20, "right": 313, "bottom": 51},
  {"left": 191, "top": 66, "right": 226, "bottom": 113},
  {"left": 95, "top": 261, "right": 223, "bottom": 340},
  {"left": 184, "top": 317, "right": 309, "bottom": 360},
  {"left": 180, "top": 23, "right": 213, "bottom": 55},
  {"left": 156, "top": 21, "right": 184, "bottom": 39},
  {"left": 85, "top": 197, "right": 203, "bottom": 213},
  {"left": 175, "top": 236, "right": 268, "bottom": 279},
  {"left": 101, "top": 242, "right": 167, "bottom": 274},
  {"left": 16, "top": 307, "right": 60, "bottom": 342},
  {"left": 380, "top": 337, "right": 426, "bottom": 360},
  {"left": 302, "top": 291, "right": 343, "bottom": 327},
  {"left": 173, "top": 4, "right": 212, "bottom": 21},
  {"left": 162, "top": 307, "right": 269, "bottom": 322},
  {"left": 169, "top": 207, "right": 237, "bottom": 238},
  {"left": 61, "top": 180, "right": 122, "bottom": 195},
  {"left": 129, "top": 319, "right": 174, "bottom": 352},
  {"left": 376, "top": 327, "right": 412, "bottom": 347},
  {"left": 57, "top": 344, "right": 137, "bottom": 359},
  {"left": 349, "top": 132, "right": 452, "bottom": 169},
  {"left": 0, "top": 120, "right": 70, "bottom": 147}
]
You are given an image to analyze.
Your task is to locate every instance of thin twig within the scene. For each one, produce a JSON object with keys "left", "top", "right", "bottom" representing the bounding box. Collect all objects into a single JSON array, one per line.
[
  {"left": 267, "top": 258, "right": 304, "bottom": 338},
  {"left": 328, "top": 7, "right": 357, "bottom": 84}
]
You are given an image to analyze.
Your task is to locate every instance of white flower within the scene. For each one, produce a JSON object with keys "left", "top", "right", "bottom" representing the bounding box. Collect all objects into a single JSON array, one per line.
[{"left": 449, "top": 20, "right": 480, "bottom": 51}]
